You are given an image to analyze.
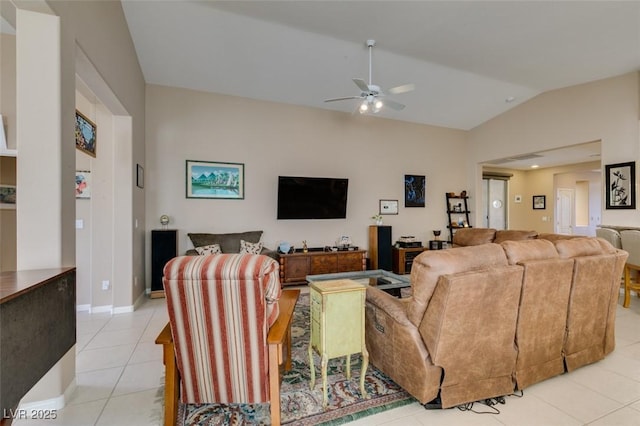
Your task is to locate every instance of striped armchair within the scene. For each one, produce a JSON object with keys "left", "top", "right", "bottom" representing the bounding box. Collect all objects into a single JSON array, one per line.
[{"left": 157, "top": 254, "right": 298, "bottom": 426}]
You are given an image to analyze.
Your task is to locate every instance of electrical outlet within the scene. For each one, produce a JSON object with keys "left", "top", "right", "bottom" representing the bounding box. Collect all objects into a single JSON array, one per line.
[{"left": 102, "top": 280, "right": 110, "bottom": 290}]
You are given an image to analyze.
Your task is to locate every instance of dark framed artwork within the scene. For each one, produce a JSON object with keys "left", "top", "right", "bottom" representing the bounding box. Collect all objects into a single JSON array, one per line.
[
  {"left": 605, "top": 161, "right": 636, "bottom": 209},
  {"left": 75, "top": 110, "right": 97, "bottom": 157},
  {"left": 186, "top": 160, "right": 244, "bottom": 199},
  {"left": 136, "top": 164, "right": 144, "bottom": 189},
  {"left": 404, "top": 175, "right": 425, "bottom": 207},
  {"left": 379, "top": 199, "right": 399, "bottom": 215},
  {"left": 532, "top": 195, "right": 545, "bottom": 210}
]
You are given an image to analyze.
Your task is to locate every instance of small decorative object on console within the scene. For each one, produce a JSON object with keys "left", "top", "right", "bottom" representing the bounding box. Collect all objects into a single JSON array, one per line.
[
  {"left": 396, "top": 236, "right": 422, "bottom": 248},
  {"left": 302, "top": 240, "right": 308, "bottom": 253},
  {"left": 160, "top": 214, "right": 170, "bottom": 229},
  {"left": 278, "top": 242, "right": 292, "bottom": 254},
  {"left": 433, "top": 230, "right": 441, "bottom": 240},
  {"left": 338, "top": 236, "right": 352, "bottom": 248}
]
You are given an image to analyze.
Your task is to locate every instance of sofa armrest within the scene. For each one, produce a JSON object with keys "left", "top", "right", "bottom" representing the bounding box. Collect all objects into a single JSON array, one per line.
[{"left": 366, "top": 286, "right": 412, "bottom": 326}]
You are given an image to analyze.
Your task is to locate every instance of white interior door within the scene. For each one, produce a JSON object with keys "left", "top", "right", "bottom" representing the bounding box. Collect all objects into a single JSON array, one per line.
[{"left": 556, "top": 188, "right": 574, "bottom": 234}]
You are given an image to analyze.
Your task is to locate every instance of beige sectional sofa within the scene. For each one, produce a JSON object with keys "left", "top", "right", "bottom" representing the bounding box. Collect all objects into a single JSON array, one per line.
[{"left": 364, "top": 231, "right": 627, "bottom": 409}]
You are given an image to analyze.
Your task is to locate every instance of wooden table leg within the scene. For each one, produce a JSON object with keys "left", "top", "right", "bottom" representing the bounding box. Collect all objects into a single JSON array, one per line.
[
  {"left": 624, "top": 265, "right": 631, "bottom": 308},
  {"left": 360, "top": 347, "right": 369, "bottom": 399}
]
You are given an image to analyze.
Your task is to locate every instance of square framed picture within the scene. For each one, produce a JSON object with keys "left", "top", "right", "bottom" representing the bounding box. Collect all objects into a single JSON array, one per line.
[
  {"left": 532, "top": 195, "right": 545, "bottom": 210},
  {"left": 605, "top": 161, "right": 636, "bottom": 209},
  {"left": 404, "top": 175, "right": 425, "bottom": 207},
  {"left": 75, "top": 110, "right": 97, "bottom": 157},
  {"left": 379, "top": 199, "right": 398, "bottom": 215},
  {"left": 186, "top": 160, "right": 244, "bottom": 199}
]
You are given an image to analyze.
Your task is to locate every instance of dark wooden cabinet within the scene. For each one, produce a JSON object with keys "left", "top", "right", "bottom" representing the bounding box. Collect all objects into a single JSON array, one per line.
[
  {"left": 278, "top": 250, "right": 366, "bottom": 285},
  {"left": 151, "top": 229, "right": 178, "bottom": 298},
  {"left": 392, "top": 247, "right": 428, "bottom": 275},
  {"left": 368, "top": 225, "right": 392, "bottom": 270}
]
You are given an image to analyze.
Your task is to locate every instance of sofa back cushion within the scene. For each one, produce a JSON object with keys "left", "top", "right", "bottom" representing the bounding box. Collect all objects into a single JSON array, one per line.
[
  {"left": 501, "top": 239, "right": 558, "bottom": 265},
  {"left": 188, "top": 231, "right": 263, "bottom": 253},
  {"left": 408, "top": 243, "right": 507, "bottom": 325},
  {"left": 494, "top": 229, "right": 538, "bottom": 244},
  {"left": 537, "top": 233, "right": 584, "bottom": 243},
  {"left": 554, "top": 237, "right": 606, "bottom": 258},
  {"left": 451, "top": 228, "right": 496, "bottom": 247}
]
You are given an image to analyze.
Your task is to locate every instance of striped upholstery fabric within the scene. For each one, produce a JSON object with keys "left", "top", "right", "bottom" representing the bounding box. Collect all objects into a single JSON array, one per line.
[{"left": 163, "top": 254, "right": 282, "bottom": 404}]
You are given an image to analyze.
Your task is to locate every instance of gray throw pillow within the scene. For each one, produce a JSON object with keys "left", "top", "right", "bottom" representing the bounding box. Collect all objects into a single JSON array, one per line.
[{"left": 188, "top": 231, "right": 263, "bottom": 253}]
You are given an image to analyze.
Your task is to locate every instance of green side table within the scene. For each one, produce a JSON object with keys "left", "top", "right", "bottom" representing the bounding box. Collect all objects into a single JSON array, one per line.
[{"left": 308, "top": 279, "right": 369, "bottom": 408}]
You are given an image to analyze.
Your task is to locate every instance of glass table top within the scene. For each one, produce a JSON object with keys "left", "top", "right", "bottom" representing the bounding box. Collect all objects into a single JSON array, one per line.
[{"left": 306, "top": 269, "right": 410, "bottom": 290}]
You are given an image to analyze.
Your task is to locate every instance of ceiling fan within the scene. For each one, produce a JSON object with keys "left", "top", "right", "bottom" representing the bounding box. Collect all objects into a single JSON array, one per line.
[{"left": 325, "top": 39, "right": 415, "bottom": 114}]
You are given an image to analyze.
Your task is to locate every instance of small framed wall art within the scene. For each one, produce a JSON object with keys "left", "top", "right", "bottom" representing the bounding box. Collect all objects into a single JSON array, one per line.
[
  {"left": 379, "top": 199, "right": 398, "bottom": 215},
  {"left": 0, "top": 184, "right": 16, "bottom": 209},
  {"left": 75, "top": 171, "right": 91, "bottom": 199},
  {"left": 605, "top": 161, "right": 636, "bottom": 209},
  {"left": 532, "top": 195, "right": 546, "bottom": 210},
  {"left": 186, "top": 160, "right": 244, "bottom": 199},
  {"left": 404, "top": 174, "right": 425, "bottom": 207},
  {"left": 75, "top": 110, "right": 97, "bottom": 157}
]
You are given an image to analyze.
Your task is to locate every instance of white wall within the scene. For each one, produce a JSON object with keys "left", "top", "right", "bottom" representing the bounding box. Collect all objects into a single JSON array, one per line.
[{"left": 145, "top": 84, "right": 468, "bottom": 286}]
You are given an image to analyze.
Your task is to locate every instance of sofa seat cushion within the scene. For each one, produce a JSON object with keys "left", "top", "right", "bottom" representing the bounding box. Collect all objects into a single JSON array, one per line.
[{"left": 188, "top": 231, "right": 263, "bottom": 253}]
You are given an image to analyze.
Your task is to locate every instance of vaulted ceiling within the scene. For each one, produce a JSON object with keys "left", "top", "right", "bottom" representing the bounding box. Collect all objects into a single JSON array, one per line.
[{"left": 121, "top": 0, "right": 640, "bottom": 133}]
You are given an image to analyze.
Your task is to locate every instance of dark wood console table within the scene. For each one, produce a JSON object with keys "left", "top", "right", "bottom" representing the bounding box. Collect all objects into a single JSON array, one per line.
[
  {"left": 278, "top": 249, "right": 366, "bottom": 285},
  {"left": 0, "top": 268, "right": 76, "bottom": 420}
]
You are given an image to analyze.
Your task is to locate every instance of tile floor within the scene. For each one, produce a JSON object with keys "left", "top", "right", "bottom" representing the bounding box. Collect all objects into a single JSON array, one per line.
[{"left": 13, "top": 291, "right": 640, "bottom": 426}]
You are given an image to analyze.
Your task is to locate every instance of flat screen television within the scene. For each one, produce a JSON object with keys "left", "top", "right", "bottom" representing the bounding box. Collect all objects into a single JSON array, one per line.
[{"left": 277, "top": 176, "right": 348, "bottom": 219}]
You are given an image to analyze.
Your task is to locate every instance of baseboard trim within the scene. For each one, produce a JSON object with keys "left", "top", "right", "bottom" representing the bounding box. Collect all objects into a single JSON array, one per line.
[
  {"left": 76, "top": 304, "right": 91, "bottom": 312},
  {"left": 18, "top": 378, "right": 76, "bottom": 415}
]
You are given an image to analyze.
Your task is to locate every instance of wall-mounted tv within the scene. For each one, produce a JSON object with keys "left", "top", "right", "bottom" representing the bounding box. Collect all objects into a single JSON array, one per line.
[{"left": 277, "top": 176, "right": 348, "bottom": 220}]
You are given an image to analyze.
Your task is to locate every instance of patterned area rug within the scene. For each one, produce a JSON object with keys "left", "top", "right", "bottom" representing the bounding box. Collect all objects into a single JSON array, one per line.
[{"left": 177, "top": 292, "right": 414, "bottom": 425}]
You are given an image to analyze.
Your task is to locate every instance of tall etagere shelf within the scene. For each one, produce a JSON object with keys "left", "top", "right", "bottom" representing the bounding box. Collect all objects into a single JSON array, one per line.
[{"left": 446, "top": 192, "right": 471, "bottom": 243}]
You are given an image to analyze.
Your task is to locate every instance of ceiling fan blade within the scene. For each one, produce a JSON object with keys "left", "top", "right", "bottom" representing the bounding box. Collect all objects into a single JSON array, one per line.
[
  {"left": 387, "top": 83, "right": 415, "bottom": 95},
  {"left": 324, "top": 96, "right": 363, "bottom": 103},
  {"left": 383, "top": 99, "right": 405, "bottom": 111},
  {"left": 352, "top": 78, "right": 369, "bottom": 92}
]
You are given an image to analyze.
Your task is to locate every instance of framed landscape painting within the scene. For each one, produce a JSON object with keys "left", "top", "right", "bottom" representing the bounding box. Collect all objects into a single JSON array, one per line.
[
  {"left": 605, "top": 161, "right": 635, "bottom": 209},
  {"left": 186, "top": 160, "right": 244, "bottom": 199},
  {"left": 75, "top": 110, "right": 97, "bottom": 157}
]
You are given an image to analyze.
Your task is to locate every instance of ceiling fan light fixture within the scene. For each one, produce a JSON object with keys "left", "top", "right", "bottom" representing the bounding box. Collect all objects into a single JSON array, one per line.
[{"left": 325, "top": 39, "right": 413, "bottom": 114}]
